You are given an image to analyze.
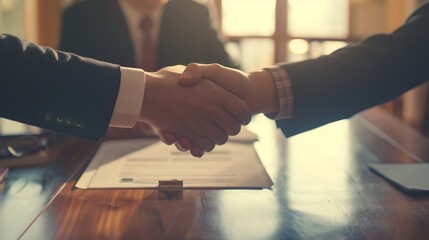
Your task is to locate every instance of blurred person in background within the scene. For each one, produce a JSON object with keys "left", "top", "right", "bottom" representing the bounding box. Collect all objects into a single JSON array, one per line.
[{"left": 59, "top": 0, "right": 237, "bottom": 139}]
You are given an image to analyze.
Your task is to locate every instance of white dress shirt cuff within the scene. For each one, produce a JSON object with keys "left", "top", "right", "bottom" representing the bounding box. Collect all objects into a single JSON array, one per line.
[{"left": 110, "top": 67, "right": 146, "bottom": 128}]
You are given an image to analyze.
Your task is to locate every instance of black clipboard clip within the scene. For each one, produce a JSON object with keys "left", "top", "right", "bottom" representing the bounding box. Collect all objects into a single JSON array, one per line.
[{"left": 158, "top": 179, "right": 183, "bottom": 199}]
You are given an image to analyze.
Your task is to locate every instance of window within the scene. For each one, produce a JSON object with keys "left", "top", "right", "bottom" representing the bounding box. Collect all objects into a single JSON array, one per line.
[
  {"left": 287, "top": 0, "right": 349, "bottom": 39},
  {"left": 222, "top": 0, "right": 275, "bottom": 36},
  {"left": 0, "top": 0, "right": 24, "bottom": 37},
  {"left": 214, "top": 0, "right": 351, "bottom": 71}
]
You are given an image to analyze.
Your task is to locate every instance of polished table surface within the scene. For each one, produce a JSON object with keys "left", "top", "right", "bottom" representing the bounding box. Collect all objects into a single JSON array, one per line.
[{"left": 2, "top": 107, "right": 429, "bottom": 240}]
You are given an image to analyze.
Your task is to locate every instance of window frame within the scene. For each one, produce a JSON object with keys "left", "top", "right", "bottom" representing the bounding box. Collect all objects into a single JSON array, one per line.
[{"left": 213, "top": 0, "right": 354, "bottom": 63}]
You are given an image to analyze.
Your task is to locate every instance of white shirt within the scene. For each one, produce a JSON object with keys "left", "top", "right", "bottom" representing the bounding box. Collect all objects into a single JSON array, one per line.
[
  {"left": 110, "top": 67, "right": 146, "bottom": 128},
  {"left": 109, "top": 1, "right": 165, "bottom": 128}
]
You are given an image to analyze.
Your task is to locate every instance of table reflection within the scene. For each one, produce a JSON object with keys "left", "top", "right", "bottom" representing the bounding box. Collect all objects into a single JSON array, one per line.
[
  {"left": 0, "top": 167, "right": 55, "bottom": 240},
  {"left": 11, "top": 109, "right": 429, "bottom": 240},
  {"left": 217, "top": 115, "right": 381, "bottom": 239}
]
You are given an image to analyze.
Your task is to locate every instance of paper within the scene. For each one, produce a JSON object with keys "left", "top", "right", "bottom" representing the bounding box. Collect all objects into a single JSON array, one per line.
[
  {"left": 0, "top": 118, "right": 42, "bottom": 136},
  {"left": 229, "top": 126, "right": 258, "bottom": 143},
  {"left": 369, "top": 163, "right": 429, "bottom": 193},
  {"left": 76, "top": 131, "right": 271, "bottom": 189}
]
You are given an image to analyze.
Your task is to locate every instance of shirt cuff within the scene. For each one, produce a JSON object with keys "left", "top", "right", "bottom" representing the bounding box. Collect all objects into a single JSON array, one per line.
[
  {"left": 110, "top": 67, "right": 146, "bottom": 127},
  {"left": 264, "top": 66, "right": 293, "bottom": 120}
]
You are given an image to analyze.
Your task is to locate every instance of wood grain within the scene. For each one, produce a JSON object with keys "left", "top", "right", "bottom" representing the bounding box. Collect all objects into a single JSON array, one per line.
[
  {"left": 0, "top": 136, "right": 97, "bottom": 240},
  {"left": 4, "top": 107, "right": 429, "bottom": 240}
]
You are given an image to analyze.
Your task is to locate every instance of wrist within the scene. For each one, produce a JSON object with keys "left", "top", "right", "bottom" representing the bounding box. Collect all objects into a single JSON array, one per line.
[
  {"left": 111, "top": 67, "right": 146, "bottom": 128},
  {"left": 248, "top": 70, "right": 278, "bottom": 114},
  {"left": 139, "top": 72, "right": 157, "bottom": 123}
]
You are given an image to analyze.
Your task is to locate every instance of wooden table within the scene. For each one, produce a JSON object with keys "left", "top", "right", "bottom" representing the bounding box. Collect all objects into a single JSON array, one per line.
[{"left": 2, "top": 107, "right": 429, "bottom": 240}]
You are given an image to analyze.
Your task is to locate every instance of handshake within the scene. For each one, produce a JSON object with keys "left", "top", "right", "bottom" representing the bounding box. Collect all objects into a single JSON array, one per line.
[{"left": 138, "top": 63, "right": 278, "bottom": 157}]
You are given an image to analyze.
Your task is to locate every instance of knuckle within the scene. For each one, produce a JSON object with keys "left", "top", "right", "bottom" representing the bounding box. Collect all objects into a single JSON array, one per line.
[
  {"left": 187, "top": 62, "right": 198, "bottom": 68},
  {"left": 212, "top": 63, "right": 222, "bottom": 71},
  {"left": 208, "top": 110, "right": 221, "bottom": 122}
]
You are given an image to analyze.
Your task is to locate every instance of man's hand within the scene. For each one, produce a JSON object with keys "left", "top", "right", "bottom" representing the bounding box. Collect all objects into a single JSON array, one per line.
[
  {"left": 173, "top": 63, "right": 279, "bottom": 155},
  {"left": 140, "top": 65, "right": 252, "bottom": 157},
  {"left": 178, "top": 63, "right": 278, "bottom": 115}
]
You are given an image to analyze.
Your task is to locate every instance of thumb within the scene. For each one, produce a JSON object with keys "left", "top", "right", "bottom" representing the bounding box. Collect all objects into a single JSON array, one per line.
[
  {"left": 180, "top": 63, "right": 250, "bottom": 100},
  {"left": 178, "top": 63, "right": 203, "bottom": 86}
]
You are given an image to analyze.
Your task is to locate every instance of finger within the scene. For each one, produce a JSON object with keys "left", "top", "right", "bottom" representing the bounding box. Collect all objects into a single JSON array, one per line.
[
  {"left": 188, "top": 137, "right": 215, "bottom": 152},
  {"left": 212, "top": 128, "right": 228, "bottom": 145},
  {"left": 157, "top": 130, "right": 176, "bottom": 145},
  {"left": 202, "top": 140, "right": 215, "bottom": 152},
  {"left": 176, "top": 136, "right": 191, "bottom": 151},
  {"left": 175, "top": 129, "right": 216, "bottom": 152},
  {"left": 219, "top": 89, "right": 252, "bottom": 125},
  {"left": 174, "top": 135, "right": 215, "bottom": 153},
  {"left": 195, "top": 123, "right": 228, "bottom": 145},
  {"left": 184, "top": 64, "right": 248, "bottom": 97},
  {"left": 215, "top": 112, "right": 242, "bottom": 136},
  {"left": 174, "top": 141, "right": 188, "bottom": 152},
  {"left": 178, "top": 63, "right": 203, "bottom": 86},
  {"left": 190, "top": 146, "right": 205, "bottom": 158}
]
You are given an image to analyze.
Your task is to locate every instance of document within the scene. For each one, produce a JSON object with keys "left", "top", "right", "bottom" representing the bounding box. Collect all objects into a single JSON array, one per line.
[
  {"left": 76, "top": 130, "right": 272, "bottom": 189},
  {"left": 229, "top": 126, "right": 258, "bottom": 143}
]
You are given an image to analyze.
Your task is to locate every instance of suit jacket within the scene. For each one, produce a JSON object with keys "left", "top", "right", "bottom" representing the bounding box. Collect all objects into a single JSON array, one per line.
[
  {"left": 59, "top": 0, "right": 236, "bottom": 69},
  {"left": 0, "top": 34, "right": 120, "bottom": 141},
  {"left": 277, "top": 3, "right": 429, "bottom": 137}
]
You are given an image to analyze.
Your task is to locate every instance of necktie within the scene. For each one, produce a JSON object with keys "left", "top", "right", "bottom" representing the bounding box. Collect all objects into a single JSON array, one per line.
[{"left": 139, "top": 16, "right": 157, "bottom": 71}]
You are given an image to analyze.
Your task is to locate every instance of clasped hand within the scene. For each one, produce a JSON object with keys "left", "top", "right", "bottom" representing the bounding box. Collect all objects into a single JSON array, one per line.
[{"left": 139, "top": 65, "right": 251, "bottom": 157}]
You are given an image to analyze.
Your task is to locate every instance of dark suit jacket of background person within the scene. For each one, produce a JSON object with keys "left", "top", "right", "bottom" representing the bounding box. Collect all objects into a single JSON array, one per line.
[
  {"left": 0, "top": 34, "right": 119, "bottom": 141},
  {"left": 59, "top": 0, "right": 236, "bottom": 69},
  {"left": 277, "top": 3, "right": 429, "bottom": 137}
]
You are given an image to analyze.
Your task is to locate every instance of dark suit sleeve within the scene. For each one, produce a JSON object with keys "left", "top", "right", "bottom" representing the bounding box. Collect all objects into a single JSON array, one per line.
[
  {"left": 276, "top": 3, "right": 429, "bottom": 137},
  {"left": 158, "top": 0, "right": 237, "bottom": 69},
  {"left": 0, "top": 34, "right": 120, "bottom": 141}
]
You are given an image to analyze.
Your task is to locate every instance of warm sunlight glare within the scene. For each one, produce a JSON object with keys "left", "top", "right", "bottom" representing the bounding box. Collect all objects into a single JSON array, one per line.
[
  {"left": 222, "top": 0, "right": 275, "bottom": 36},
  {"left": 288, "top": 39, "right": 309, "bottom": 55},
  {"left": 288, "top": 0, "right": 349, "bottom": 38}
]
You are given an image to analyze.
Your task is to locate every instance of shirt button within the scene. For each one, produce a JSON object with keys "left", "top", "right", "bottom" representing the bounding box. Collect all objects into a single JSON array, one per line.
[
  {"left": 45, "top": 113, "right": 54, "bottom": 121},
  {"left": 56, "top": 115, "right": 65, "bottom": 123},
  {"left": 65, "top": 117, "right": 74, "bottom": 126},
  {"left": 75, "top": 120, "right": 85, "bottom": 128}
]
